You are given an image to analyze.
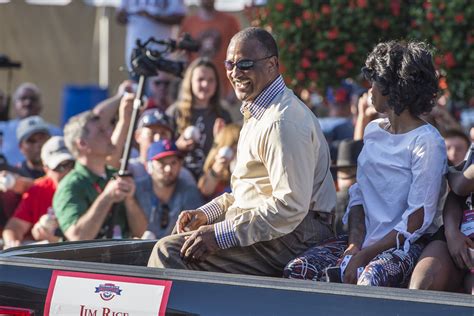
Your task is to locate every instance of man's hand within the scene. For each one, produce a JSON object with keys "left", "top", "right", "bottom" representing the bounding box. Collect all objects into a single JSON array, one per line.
[
  {"left": 102, "top": 176, "right": 136, "bottom": 203},
  {"left": 177, "top": 210, "right": 207, "bottom": 234},
  {"left": 446, "top": 230, "right": 474, "bottom": 269},
  {"left": 31, "top": 222, "right": 58, "bottom": 243},
  {"left": 342, "top": 249, "right": 372, "bottom": 284},
  {"left": 180, "top": 225, "right": 219, "bottom": 262},
  {"left": 118, "top": 93, "right": 134, "bottom": 122},
  {"left": 117, "top": 80, "right": 136, "bottom": 96}
]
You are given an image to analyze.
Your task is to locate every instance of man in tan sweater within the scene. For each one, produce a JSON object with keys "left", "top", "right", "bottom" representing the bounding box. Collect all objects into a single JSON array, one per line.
[{"left": 148, "top": 27, "right": 336, "bottom": 276}]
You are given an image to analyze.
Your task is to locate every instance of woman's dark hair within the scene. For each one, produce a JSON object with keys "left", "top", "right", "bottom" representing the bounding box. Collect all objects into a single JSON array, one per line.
[{"left": 362, "top": 41, "right": 438, "bottom": 117}]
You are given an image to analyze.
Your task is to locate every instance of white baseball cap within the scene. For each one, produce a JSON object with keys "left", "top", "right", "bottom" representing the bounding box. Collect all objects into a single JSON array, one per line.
[{"left": 41, "top": 136, "right": 74, "bottom": 170}]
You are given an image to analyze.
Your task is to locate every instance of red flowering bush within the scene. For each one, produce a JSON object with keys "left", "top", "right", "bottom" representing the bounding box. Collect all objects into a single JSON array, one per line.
[
  {"left": 408, "top": 1, "right": 473, "bottom": 101},
  {"left": 249, "top": 0, "right": 473, "bottom": 101}
]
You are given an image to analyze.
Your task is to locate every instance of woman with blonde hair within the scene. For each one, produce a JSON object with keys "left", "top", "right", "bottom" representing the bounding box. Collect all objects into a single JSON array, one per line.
[
  {"left": 198, "top": 123, "right": 241, "bottom": 200},
  {"left": 167, "top": 58, "right": 232, "bottom": 180}
]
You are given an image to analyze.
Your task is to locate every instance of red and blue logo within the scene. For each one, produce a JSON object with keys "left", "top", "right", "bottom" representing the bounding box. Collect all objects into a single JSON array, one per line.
[{"left": 95, "top": 283, "right": 122, "bottom": 301}]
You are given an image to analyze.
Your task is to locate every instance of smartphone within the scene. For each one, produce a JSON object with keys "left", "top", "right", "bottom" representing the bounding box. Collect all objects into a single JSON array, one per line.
[{"left": 325, "top": 266, "right": 342, "bottom": 283}]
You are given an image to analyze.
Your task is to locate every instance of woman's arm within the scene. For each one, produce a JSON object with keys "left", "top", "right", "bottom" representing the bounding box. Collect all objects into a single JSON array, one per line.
[
  {"left": 198, "top": 157, "right": 230, "bottom": 197},
  {"left": 343, "top": 207, "right": 424, "bottom": 283},
  {"left": 448, "top": 164, "right": 474, "bottom": 196},
  {"left": 346, "top": 205, "right": 366, "bottom": 254},
  {"left": 444, "top": 191, "right": 474, "bottom": 269}
]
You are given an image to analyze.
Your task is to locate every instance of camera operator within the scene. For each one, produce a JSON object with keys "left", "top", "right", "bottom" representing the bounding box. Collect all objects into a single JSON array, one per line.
[{"left": 116, "top": 0, "right": 186, "bottom": 73}]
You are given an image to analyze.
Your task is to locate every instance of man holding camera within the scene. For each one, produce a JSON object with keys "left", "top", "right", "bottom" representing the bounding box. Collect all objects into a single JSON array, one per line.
[{"left": 53, "top": 110, "right": 147, "bottom": 241}]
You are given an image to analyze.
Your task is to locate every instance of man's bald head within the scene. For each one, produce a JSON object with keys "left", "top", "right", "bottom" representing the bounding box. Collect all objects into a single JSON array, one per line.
[{"left": 230, "top": 27, "right": 278, "bottom": 60}]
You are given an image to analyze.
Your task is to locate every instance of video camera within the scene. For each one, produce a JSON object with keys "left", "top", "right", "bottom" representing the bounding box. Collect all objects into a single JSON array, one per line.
[{"left": 130, "top": 33, "right": 200, "bottom": 78}]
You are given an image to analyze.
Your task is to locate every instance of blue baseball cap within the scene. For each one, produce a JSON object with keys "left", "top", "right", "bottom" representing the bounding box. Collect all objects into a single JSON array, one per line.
[
  {"left": 147, "top": 140, "right": 180, "bottom": 161},
  {"left": 137, "top": 109, "right": 172, "bottom": 132}
]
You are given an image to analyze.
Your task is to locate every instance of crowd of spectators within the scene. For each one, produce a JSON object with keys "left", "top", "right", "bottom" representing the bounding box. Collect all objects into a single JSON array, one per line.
[{"left": 0, "top": 0, "right": 472, "bottom": 296}]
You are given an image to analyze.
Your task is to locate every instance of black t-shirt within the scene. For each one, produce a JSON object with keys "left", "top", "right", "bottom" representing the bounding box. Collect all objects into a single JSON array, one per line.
[
  {"left": 18, "top": 161, "right": 45, "bottom": 179},
  {"left": 168, "top": 104, "right": 232, "bottom": 179}
]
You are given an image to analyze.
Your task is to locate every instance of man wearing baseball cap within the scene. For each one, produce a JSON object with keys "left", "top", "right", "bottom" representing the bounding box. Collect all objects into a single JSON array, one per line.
[
  {"left": 2, "top": 136, "right": 75, "bottom": 248},
  {"left": 129, "top": 108, "right": 200, "bottom": 185},
  {"left": 135, "top": 139, "right": 203, "bottom": 239},
  {"left": 15, "top": 115, "right": 51, "bottom": 179},
  {"left": 128, "top": 109, "right": 174, "bottom": 181}
]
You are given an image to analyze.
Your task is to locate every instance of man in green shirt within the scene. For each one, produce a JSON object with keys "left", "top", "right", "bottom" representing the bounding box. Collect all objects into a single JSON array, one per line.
[{"left": 53, "top": 110, "right": 147, "bottom": 240}]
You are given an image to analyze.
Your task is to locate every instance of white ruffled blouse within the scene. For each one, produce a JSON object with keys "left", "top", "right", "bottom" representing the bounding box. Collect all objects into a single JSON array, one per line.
[{"left": 343, "top": 118, "right": 447, "bottom": 252}]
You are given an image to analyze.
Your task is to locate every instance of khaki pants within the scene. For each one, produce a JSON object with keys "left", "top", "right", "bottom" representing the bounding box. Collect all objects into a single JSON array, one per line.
[{"left": 147, "top": 212, "right": 334, "bottom": 277}]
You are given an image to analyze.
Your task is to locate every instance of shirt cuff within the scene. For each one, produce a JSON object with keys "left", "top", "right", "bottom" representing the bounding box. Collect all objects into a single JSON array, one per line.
[
  {"left": 198, "top": 201, "right": 224, "bottom": 224},
  {"left": 214, "top": 220, "right": 239, "bottom": 249}
]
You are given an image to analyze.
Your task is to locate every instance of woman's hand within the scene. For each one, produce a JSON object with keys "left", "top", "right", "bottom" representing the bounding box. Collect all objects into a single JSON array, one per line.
[
  {"left": 342, "top": 249, "right": 372, "bottom": 284},
  {"left": 176, "top": 134, "right": 195, "bottom": 152},
  {"left": 343, "top": 243, "right": 361, "bottom": 257},
  {"left": 211, "top": 157, "right": 230, "bottom": 179},
  {"left": 213, "top": 118, "right": 226, "bottom": 138},
  {"left": 446, "top": 230, "right": 474, "bottom": 269}
]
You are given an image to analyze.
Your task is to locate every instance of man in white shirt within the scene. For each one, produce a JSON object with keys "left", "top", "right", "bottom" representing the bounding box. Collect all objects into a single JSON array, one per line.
[
  {"left": 116, "top": 0, "right": 186, "bottom": 71},
  {"left": 148, "top": 27, "right": 336, "bottom": 276},
  {"left": 0, "top": 83, "right": 62, "bottom": 166}
]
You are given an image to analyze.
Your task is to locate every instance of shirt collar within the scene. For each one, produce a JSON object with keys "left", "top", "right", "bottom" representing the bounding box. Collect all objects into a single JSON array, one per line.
[
  {"left": 240, "top": 75, "right": 286, "bottom": 120},
  {"left": 74, "top": 162, "right": 113, "bottom": 183}
]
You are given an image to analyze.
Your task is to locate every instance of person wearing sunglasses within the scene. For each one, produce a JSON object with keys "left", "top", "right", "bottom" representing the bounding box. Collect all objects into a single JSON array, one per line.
[
  {"left": 135, "top": 140, "right": 203, "bottom": 239},
  {"left": 2, "top": 136, "right": 75, "bottom": 249},
  {"left": 53, "top": 111, "right": 147, "bottom": 241},
  {"left": 16, "top": 116, "right": 52, "bottom": 180},
  {"left": 145, "top": 72, "right": 175, "bottom": 112},
  {"left": 148, "top": 27, "right": 336, "bottom": 276}
]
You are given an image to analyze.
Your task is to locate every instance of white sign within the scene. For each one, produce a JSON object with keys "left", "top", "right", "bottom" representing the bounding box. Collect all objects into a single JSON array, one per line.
[{"left": 44, "top": 271, "right": 172, "bottom": 316}]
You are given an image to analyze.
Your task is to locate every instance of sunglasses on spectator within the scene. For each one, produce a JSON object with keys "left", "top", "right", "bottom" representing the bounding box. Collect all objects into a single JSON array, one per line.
[
  {"left": 224, "top": 56, "right": 274, "bottom": 71},
  {"left": 161, "top": 204, "right": 169, "bottom": 228},
  {"left": 53, "top": 160, "right": 75, "bottom": 172},
  {"left": 153, "top": 80, "right": 171, "bottom": 87},
  {"left": 19, "top": 95, "right": 39, "bottom": 102},
  {"left": 24, "top": 133, "right": 49, "bottom": 144}
]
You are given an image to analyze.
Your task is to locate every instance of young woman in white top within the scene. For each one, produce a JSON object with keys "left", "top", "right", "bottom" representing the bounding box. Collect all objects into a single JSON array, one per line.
[{"left": 284, "top": 41, "right": 447, "bottom": 287}]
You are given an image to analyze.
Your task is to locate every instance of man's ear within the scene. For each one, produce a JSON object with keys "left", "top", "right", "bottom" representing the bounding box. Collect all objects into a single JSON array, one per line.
[
  {"left": 134, "top": 129, "right": 141, "bottom": 143},
  {"left": 76, "top": 138, "right": 87, "bottom": 152},
  {"left": 268, "top": 56, "right": 279, "bottom": 72},
  {"left": 18, "top": 140, "right": 28, "bottom": 155}
]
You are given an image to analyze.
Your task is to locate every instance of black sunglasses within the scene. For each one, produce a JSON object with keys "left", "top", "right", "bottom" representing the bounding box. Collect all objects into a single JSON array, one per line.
[
  {"left": 160, "top": 204, "right": 170, "bottom": 229},
  {"left": 224, "top": 55, "right": 274, "bottom": 71},
  {"left": 53, "top": 160, "right": 75, "bottom": 172},
  {"left": 153, "top": 80, "right": 171, "bottom": 86}
]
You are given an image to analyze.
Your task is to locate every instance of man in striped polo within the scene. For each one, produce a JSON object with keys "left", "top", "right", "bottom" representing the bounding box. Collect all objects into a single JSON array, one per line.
[{"left": 148, "top": 27, "right": 336, "bottom": 276}]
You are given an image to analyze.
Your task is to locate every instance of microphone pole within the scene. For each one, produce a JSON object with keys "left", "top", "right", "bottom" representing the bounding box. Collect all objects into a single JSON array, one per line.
[
  {"left": 107, "top": 74, "right": 146, "bottom": 239},
  {"left": 118, "top": 74, "right": 146, "bottom": 176}
]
